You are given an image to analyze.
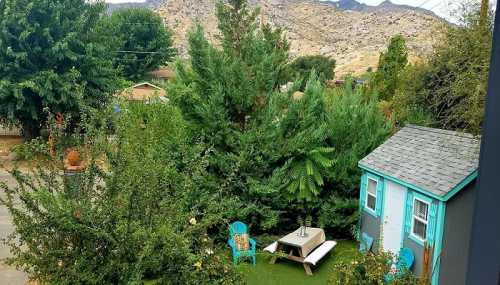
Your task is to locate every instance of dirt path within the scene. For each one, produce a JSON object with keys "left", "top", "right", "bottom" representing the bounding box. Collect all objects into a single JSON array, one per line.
[{"left": 0, "top": 170, "right": 29, "bottom": 285}]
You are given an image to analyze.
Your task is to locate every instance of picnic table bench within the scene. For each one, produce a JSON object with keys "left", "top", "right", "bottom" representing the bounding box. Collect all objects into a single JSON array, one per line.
[{"left": 264, "top": 227, "right": 337, "bottom": 275}]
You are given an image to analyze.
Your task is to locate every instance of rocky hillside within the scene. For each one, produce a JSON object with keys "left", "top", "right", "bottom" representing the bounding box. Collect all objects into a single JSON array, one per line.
[{"left": 154, "top": 0, "right": 445, "bottom": 77}]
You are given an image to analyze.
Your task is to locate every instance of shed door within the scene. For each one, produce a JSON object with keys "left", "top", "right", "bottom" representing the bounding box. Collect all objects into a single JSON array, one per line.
[{"left": 382, "top": 181, "right": 407, "bottom": 255}]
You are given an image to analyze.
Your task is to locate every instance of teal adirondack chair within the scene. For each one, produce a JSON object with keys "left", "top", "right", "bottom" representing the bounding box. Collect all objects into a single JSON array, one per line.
[
  {"left": 228, "top": 221, "right": 256, "bottom": 266},
  {"left": 385, "top": 247, "right": 415, "bottom": 283}
]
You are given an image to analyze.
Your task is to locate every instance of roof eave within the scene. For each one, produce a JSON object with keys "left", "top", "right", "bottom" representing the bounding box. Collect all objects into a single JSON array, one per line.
[{"left": 358, "top": 163, "right": 478, "bottom": 202}]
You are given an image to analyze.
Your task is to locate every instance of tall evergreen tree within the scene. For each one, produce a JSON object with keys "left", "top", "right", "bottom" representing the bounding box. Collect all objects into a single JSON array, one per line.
[
  {"left": 0, "top": 0, "right": 119, "bottom": 139},
  {"left": 373, "top": 35, "right": 408, "bottom": 101}
]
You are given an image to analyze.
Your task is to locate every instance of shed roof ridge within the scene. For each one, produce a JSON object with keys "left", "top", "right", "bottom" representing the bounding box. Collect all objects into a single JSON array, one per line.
[{"left": 405, "top": 125, "right": 480, "bottom": 141}]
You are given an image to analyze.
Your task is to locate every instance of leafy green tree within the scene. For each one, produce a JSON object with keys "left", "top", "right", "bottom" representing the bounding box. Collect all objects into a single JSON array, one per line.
[
  {"left": 325, "top": 82, "right": 393, "bottom": 193},
  {"left": 0, "top": 0, "right": 120, "bottom": 139},
  {"left": 286, "top": 55, "right": 336, "bottom": 90},
  {"left": 373, "top": 35, "right": 408, "bottom": 101},
  {"left": 97, "top": 8, "right": 176, "bottom": 80},
  {"left": 394, "top": 4, "right": 492, "bottom": 135}
]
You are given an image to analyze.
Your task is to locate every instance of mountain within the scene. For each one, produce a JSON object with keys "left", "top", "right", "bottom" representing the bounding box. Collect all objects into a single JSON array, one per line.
[
  {"left": 327, "top": 0, "right": 437, "bottom": 16},
  {"left": 156, "top": 0, "right": 445, "bottom": 77},
  {"left": 327, "top": 0, "right": 368, "bottom": 11},
  {"left": 107, "top": 0, "right": 446, "bottom": 78},
  {"left": 106, "top": 0, "right": 163, "bottom": 12}
]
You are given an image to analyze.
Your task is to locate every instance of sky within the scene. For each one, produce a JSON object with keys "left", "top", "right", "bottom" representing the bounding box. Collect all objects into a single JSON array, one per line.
[{"left": 324, "top": 0, "right": 497, "bottom": 22}]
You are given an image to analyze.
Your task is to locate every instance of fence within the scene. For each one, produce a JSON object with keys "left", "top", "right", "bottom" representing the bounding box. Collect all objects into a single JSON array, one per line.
[{"left": 0, "top": 124, "right": 21, "bottom": 136}]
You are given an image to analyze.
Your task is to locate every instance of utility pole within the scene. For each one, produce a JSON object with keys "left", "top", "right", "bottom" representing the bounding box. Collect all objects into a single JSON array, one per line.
[{"left": 466, "top": 1, "right": 500, "bottom": 284}]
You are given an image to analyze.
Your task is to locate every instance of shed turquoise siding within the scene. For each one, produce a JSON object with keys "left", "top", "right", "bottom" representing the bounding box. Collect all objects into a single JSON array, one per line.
[{"left": 358, "top": 170, "right": 446, "bottom": 284}]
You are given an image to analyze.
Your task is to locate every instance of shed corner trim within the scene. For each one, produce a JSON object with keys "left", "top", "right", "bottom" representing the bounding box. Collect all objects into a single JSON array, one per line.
[{"left": 442, "top": 170, "right": 479, "bottom": 202}]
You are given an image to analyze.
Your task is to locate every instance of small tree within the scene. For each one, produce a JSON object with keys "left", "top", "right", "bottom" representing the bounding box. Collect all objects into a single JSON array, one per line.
[
  {"left": 373, "top": 35, "right": 408, "bottom": 101},
  {"left": 0, "top": 0, "right": 120, "bottom": 139},
  {"left": 286, "top": 55, "right": 336, "bottom": 90},
  {"left": 97, "top": 8, "right": 176, "bottom": 80}
]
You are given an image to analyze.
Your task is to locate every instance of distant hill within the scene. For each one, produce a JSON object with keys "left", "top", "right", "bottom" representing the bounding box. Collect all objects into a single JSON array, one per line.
[
  {"left": 326, "top": 0, "right": 368, "bottom": 11},
  {"left": 326, "top": 0, "right": 437, "bottom": 16},
  {"left": 106, "top": 0, "right": 163, "bottom": 12},
  {"left": 108, "top": 0, "right": 446, "bottom": 78}
]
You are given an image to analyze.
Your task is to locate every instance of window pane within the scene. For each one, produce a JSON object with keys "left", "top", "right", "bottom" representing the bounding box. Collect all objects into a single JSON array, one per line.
[
  {"left": 367, "top": 194, "right": 376, "bottom": 211},
  {"left": 367, "top": 179, "right": 377, "bottom": 195},
  {"left": 413, "top": 219, "right": 427, "bottom": 240},
  {"left": 414, "top": 200, "right": 429, "bottom": 221}
]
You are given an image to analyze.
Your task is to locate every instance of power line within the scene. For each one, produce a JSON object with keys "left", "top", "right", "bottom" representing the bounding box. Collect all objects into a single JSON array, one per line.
[{"left": 113, "top": 50, "right": 164, "bottom": 54}]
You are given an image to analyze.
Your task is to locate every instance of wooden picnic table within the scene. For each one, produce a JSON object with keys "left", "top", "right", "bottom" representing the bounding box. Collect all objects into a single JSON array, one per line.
[{"left": 270, "top": 227, "right": 326, "bottom": 275}]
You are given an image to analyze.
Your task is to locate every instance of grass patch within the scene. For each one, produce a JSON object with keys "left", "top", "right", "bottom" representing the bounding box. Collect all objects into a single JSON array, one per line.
[{"left": 239, "top": 240, "right": 359, "bottom": 285}]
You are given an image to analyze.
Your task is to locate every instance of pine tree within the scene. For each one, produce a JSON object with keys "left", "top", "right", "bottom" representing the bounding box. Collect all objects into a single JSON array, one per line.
[{"left": 373, "top": 35, "right": 408, "bottom": 101}]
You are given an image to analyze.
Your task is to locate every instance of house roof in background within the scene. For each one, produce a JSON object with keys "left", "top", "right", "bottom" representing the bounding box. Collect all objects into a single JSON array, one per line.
[
  {"left": 120, "top": 82, "right": 167, "bottom": 101},
  {"left": 359, "top": 125, "right": 480, "bottom": 199}
]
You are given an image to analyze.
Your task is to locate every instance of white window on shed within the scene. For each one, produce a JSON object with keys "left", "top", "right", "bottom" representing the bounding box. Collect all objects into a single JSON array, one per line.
[
  {"left": 366, "top": 178, "right": 377, "bottom": 212},
  {"left": 412, "top": 198, "right": 429, "bottom": 241}
]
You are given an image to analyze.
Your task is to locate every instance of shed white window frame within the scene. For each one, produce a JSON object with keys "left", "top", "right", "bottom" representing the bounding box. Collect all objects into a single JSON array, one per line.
[
  {"left": 411, "top": 197, "right": 430, "bottom": 242},
  {"left": 365, "top": 177, "right": 378, "bottom": 213}
]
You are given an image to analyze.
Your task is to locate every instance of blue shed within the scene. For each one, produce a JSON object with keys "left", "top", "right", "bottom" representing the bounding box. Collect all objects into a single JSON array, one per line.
[{"left": 358, "top": 125, "right": 480, "bottom": 285}]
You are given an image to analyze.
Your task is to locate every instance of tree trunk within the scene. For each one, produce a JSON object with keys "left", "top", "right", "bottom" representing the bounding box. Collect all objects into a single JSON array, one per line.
[{"left": 21, "top": 121, "right": 41, "bottom": 141}]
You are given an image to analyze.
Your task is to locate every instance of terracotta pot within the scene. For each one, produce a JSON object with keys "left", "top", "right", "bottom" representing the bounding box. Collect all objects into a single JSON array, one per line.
[{"left": 67, "top": 149, "right": 81, "bottom": 166}]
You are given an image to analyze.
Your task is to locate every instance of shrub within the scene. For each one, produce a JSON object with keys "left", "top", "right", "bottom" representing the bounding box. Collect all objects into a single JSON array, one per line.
[
  {"left": 330, "top": 251, "right": 418, "bottom": 285},
  {"left": 286, "top": 55, "right": 336, "bottom": 90},
  {"left": 0, "top": 103, "right": 242, "bottom": 284}
]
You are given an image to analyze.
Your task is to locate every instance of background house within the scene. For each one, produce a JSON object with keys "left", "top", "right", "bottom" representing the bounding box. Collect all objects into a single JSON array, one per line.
[
  {"left": 119, "top": 82, "right": 167, "bottom": 102},
  {"left": 358, "top": 125, "right": 480, "bottom": 285}
]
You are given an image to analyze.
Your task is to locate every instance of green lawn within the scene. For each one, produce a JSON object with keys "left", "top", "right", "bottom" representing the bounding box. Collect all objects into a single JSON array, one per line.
[{"left": 239, "top": 240, "right": 359, "bottom": 285}]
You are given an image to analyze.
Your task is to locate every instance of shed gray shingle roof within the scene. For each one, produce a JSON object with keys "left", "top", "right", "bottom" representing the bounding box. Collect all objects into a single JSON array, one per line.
[{"left": 359, "top": 125, "right": 480, "bottom": 198}]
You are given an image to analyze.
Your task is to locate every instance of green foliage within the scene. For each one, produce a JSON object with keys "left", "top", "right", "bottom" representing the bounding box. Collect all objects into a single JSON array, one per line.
[
  {"left": 394, "top": 5, "right": 492, "bottom": 135},
  {"left": 281, "top": 147, "right": 334, "bottom": 202},
  {"left": 318, "top": 195, "right": 359, "bottom": 237},
  {"left": 267, "top": 75, "right": 333, "bottom": 205},
  {"left": 216, "top": 0, "right": 260, "bottom": 56},
  {"left": 372, "top": 35, "right": 408, "bottom": 101},
  {"left": 97, "top": 8, "right": 176, "bottom": 80},
  {"left": 169, "top": 0, "right": 392, "bottom": 234},
  {"left": 330, "top": 251, "right": 418, "bottom": 285},
  {"left": 325, "top": 83, "right": 393, "bottom": 194},
  {"left": 1, "top": 103, "right": 242, "bottom": 284},
  {"left": 168, "top": 0, "right": 291, "bottom": 229},
  {"left": 286, "top": 55, "right": 336, "bottom": 90},
  {"left": 11, "top": 138, "right": 49, "bottom": 161},
  {"left": 0, "top": 0, "right": 121, "bottom": 139}
]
